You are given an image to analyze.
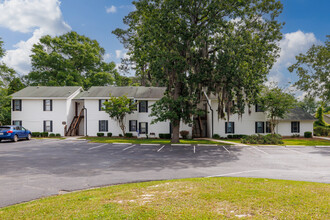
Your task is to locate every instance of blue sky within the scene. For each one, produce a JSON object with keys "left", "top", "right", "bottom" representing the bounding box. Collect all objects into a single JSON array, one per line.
[{"left": 0, "top": 0, "right": 329, "bottom": 95}]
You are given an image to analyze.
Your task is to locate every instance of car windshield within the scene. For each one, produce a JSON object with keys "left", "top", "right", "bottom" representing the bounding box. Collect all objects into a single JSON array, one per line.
[{"left": 0, "top": 127, "right": 11, "bottom": 131}]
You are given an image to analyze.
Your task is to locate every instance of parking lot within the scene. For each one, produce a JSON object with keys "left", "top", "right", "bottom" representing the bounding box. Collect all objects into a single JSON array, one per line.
[{"left": 0, "top": 138, "right": 329, "bottom": 207}]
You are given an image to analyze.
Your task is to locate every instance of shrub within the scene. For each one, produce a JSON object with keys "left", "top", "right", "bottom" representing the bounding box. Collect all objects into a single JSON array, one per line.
[
  {"left": 31, "top": 132, "right": 40, "bottom": 137},
  {"left": 314, "top": 126, "right": 330, "bottom": 136},
  {"left": 55, "top": 133, "right": 61, "bottom": 137},
  {"left": 119, "top": 134, "right": 123, "bottom": 137},
  {"left": 291, "top": 134, "right": 300, "bottom": 138},
  {"left": 241, "top": 134, "right": 283, "bottom": 145},
  {"left": 107, "top": 132, "right": 112, "bottom": 137},
  {"left": 49, "top": 133, "right": 55, "bottom": 137},
  {"left": 180, "top": 130, "right": 189, "bottom": 139},
  {"left": 125, "top": 133, "right": 133, "bottom": 138},
  {"left": 304, "top": 131, "right": 312, "bottom": 138},
  {"left": 41, "top": 132, "right": 49, "bottom": 137},
  {"left": 97, "top": 133, "right": 104, "bottom": 137},
  {"left": 159, "top": 133, "right": 171, "bottom": 139},
  {"left": 232, "top": 134, "right": 247, "bottom": 139},
  {"left": 212, "top": 134, "right": 220, "bottom": 139},
  {"left": 227, "top": 135, "right": 233, "bottom": 138}
]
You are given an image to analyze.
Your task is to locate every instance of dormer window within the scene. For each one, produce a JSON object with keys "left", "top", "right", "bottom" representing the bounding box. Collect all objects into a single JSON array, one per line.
[{"left": 43, "top": 100, "right": 53, "bottom": 111}]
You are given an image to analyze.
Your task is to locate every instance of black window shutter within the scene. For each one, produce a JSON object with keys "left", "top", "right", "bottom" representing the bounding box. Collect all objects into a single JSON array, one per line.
[
  {"left": 232, "top": 122, "right": 235, "bottom": 134},
  {"left": 139, "top": 101, "right": 141, "bottom": 112},
  {"left": 99, "top": 121, "right": 101, "bottom": 131},
  {"left": 146, "top": 101, "right": 148, "bottom": 112},
  {"left": 225, "top": 122, "right": 228, "bottom": 134},
  {"left": 43, "top": 121, "right": 46, "bottom": 132},
  {"left": 106, "top": 120, "right": 108, "bottom": 132},
  {"left": 12, "top": 100, "right": 14, "bottom": 111},
  {"left": 50, "top": 100, "right": 53, "bottom": 111},
  {"left": 146, "top": 123, "right": 148, "bottom": 134},
  {"left": 19, "top": 100, "right": 22, "bottom": 111},
  {"left": 99, "top": 100, "right": 101, "bottom": 111},
  {"left": 43, "top": 100, "right": 46, "bottom": 111},
  {"left": 20, "top": 121, "right": 22, "bottom": 126},
  {"left": 262, "top": 122, "right": 265, "bottom": 133},
  {"left": 50, "top": 121, "right": 53, "bottom": 132},
  {"left": 298, "top": 122, "right": 300, "bottom": 133},
  {"left": 139, "top": 122, "right": 141, "bottom": 133},
  {"left": 255, "top": 122, "right": 258, "bottom": 133},
  {"left": 291, "top": 122, "right": 293, "bottom": 133},
  {"left": 129, "top": 121, "right": 132, "bottom": 131}
]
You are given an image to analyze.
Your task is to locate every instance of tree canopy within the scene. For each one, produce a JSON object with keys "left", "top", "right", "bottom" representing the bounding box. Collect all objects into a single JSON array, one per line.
[
  {"left": 26, "top": 31, "right": 118, "bottom": 89},
  {"left": 288, "top": 35, "right": 330, "bottom": 103},
  {"left": 114, "top": 0, "right": 283, "bottom": 142},
  {"left": 259, "top": 86, "right": 297, "bottom": 134}
]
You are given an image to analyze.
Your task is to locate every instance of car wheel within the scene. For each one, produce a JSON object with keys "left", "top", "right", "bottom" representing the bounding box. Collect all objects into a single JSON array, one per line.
[
  {"left": 26, "top": 134, "right": 31, "bottom": 140},
  {"left": 0, "top": 139, "right": 2, "bottom": 142},
  {"left": 13, "top": 135, "right": 18, "bottom": 142}
]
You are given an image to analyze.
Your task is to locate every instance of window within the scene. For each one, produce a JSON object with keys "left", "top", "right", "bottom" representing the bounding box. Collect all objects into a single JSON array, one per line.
[
  {"left": 291, "top": 121, "right": 300, "bottom": 133},
  {"left": 255, "top": 104, "right": 264, "bottom": 112},
  {"left": 99, "top": 120, "right": 108, "bottom": 132},
  {"left": 12, "top": 120, "right": 22, "bottom": 126},
  {"left": 139, "top": 101, "right": 148, "bottom": 113},
  {"left": 139, "top": 122, "right": 148, "bottom": 134},
  {"left": 266, "top": 122, "right": 271, "bottom": 133},
  {"left": 129, "top": 120, "right": 137, "bottom": 132},
  {"left": 13, "top": 100, "right": 22, "bottom": 111},
  {"left": 255, "top": 122, "right": 265, "bottom": 133},
  {"left": 43, "top": 100, "right": 53, "bottom": 111},
  {"left": 225, "top": 122, "right": 235, "bottom": 134},
  {"left": 99, "top": 99, "right": 107, "bottom": 111},
  {"left": 130, "top": 99, "right": 137, "bottom": 111},
  {"left": 43, "top": 120, "right": 53, "bottom": 132}
]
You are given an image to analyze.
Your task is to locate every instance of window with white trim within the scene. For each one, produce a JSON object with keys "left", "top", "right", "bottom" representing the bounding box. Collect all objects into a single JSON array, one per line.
[{"left": 291, "top": 121, "right": 300, "bottom": 133}]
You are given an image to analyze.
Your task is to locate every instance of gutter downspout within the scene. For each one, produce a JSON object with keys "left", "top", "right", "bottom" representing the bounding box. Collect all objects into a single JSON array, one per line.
[
  {"left": 203, "top": 91, "right": 214, "bottom": 138},
  {"left": 83, "top": 106, "right": 87, "bottom": 136}
]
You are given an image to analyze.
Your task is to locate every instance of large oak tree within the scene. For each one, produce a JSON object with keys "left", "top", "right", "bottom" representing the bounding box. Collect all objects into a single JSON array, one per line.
[
  {"left": 26, "top": 31, "right": 118, "bottom": 89},
  {"left": 114, "top": 0, "right": 283, "bottom": 143}
]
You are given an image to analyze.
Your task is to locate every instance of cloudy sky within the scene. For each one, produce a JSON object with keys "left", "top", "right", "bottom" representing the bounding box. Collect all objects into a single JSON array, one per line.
[{"left": 0, "top": 0, "right": 329, "bottom": 89}]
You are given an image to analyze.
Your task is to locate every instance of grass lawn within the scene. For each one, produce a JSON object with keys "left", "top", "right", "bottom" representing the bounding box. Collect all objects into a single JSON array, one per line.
[
  {"left": 34, "top": 137, "right": 65, "bottom": 140},
  {"left": 226, "top": 138, "right": 330, "bottom": 146},
  {"left": 82, "top": 137, "right": 232, "bottom": 145},
  {"left": 1, "top": 177, "right": 329, "bottom": 219}
]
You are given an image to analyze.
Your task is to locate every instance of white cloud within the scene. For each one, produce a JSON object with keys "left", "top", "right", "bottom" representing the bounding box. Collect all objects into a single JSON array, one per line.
[
  {"left": 106, "top": 5, "right": 117, "bottom": 14},
  {"left": 268, "top": 30, "right": 318, "bottom": 86},
  {"left": 115, "top": 49, "right": 129, "bottom": 59},
  {"left": 0, "top": 0, "right": 71, "bottom": 75},
  {"left": 104, "top": 53, "right": 112, "bottom": 61}
]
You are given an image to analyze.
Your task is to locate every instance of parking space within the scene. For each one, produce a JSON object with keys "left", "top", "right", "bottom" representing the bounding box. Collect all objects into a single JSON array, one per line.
[{"left": 0, "top": 139, "right": 329, "bottom": 207}]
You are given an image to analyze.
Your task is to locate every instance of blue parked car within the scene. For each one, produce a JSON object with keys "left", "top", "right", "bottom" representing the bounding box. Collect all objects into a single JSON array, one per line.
[{"left": 0, "top": 125, "right": 32, "bottom": 142}]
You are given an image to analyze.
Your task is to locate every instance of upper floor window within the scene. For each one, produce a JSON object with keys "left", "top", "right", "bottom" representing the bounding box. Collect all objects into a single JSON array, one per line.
[
  {"left": 43, "top": 120, "right": 53, "bottom": 132},
  {"left": 255, "top": 104, "right": 264, "bottom": 112},
  {"left": 12, "top": 120, "right": 22, "bottom": 126},
  {"left": 99, "top": 99, "right": 107, "bottom": 111},
  {"left": 43, "top": 100, "right": 53, "bottom": 111},
  {"left": 13, "top": 100, "right": 22, "bottom": 111},
  {"left": 291, "top": 121, "right": 300, "bottom": 133},
  {"left": 225, "top": 122, "right": 235, "bottom": 134},
  {"left": 139, "top": 101, "right": 148, "bottom": 113},
  {"left": 255, "top": 121, "right": 265, "bottom": 133}
]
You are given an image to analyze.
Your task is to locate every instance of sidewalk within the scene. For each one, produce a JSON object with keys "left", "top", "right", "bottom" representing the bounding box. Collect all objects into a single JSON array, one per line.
[
  {"left": 314, "top": 136, "right": 330, "bottom": 141},
  {"left": 198, "top": 138, "right": 248, "bottom": 146}
]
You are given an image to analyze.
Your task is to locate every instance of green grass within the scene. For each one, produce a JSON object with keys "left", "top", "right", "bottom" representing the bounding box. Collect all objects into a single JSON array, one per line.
[
  {"left": 282, "top": 138, "right": 330, "bottom": 146},
  {"left": 83, "top": 137, "right": 232, "bottom": 145},
  {"left": 226, "top": 138, "right": 330, "bottom": 146},
  {"left": 34, "top": 137, "right": 65, "bottom": 140},
  {"left": 1, "top": 177, "right": 329, "bottom": 219}
]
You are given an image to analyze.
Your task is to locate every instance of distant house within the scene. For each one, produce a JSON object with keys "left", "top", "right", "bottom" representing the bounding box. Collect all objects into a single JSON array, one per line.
[{"left": 11, "top": 86, "right": 316, "bottom": 137}]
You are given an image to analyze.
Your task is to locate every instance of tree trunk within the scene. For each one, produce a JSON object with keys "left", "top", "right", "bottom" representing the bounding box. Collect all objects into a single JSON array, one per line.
[
  {"left": 119, "top": 120, "right": 126, "bottom": 136},
  {"left": 171, "top": 120, "right": 180, "bottom": 143}
]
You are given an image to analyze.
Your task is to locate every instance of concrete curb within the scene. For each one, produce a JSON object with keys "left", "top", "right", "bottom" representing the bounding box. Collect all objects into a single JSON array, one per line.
[
  {"left": 140, "top": 144, "right": 161, "bottom": 146},
  {"left": 315, "top": 145, "right": 330, "bottom": 148},
  {"left": 171, "top": 144, "right": 191, "bottom": 147}
]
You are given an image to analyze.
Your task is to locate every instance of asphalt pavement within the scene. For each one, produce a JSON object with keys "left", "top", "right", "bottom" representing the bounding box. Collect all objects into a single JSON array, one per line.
[{"left": 0, "top": 138, "right": 329, "bottom": 207}]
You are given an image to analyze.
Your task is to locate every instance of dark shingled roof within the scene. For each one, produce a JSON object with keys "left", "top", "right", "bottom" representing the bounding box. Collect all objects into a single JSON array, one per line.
[
  {"left": 281, "top": 107, "right": 316, "bottom": 121},
  {"left": 11, "top": 86, "right": 82, "bottom": 98},
  {"left": 80, "top": 86, "right": 166, "bottom": 99}
]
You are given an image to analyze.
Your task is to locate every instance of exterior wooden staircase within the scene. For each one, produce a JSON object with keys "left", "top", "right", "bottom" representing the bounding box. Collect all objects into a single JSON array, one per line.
[{"left": 66, "top": 108, "right": 84, "bottom": 136}]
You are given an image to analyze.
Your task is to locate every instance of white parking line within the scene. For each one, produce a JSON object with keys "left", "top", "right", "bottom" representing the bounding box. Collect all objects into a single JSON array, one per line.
[
  {"left": 193, "top": 145, "right": 196, "bottom": 153},
  {"left": 197, "top": 144, "right": 218, "bottom": 147},
  {"left": 206, "top": 170, "right": 263, "bottom": 178},
  {"left": 141, "top": 144, "right": 160, "bottom": 146},
  {"left": 282, "top": 146, "right": 306, "bottom": 155},
  {"left": 122, "top": 144, "right": 136, "bottom": 151},
  {"left": 157, "top": 145, "right": 165, "bottom": 152},
  {"left": 250, "top": 146, "right": 270, "bottom": 155},
  {"left": 222, "top": 146, "right": 230, "bottom": 153},
  {"left": 88, "top": 143, "right": 108, "bottom": 150}
]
